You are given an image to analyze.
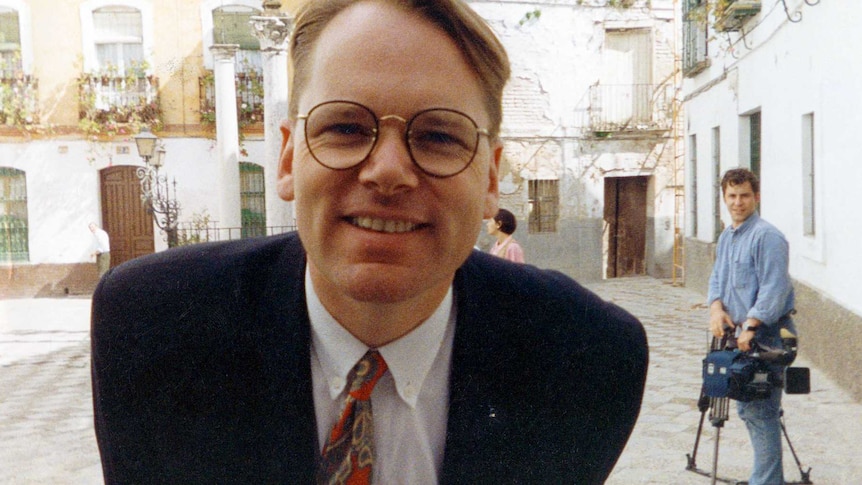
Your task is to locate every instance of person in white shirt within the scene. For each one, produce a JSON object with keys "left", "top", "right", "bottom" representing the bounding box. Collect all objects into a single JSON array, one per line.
[{"left": 88, "top": 222, "right": 110, "bottom": 277}]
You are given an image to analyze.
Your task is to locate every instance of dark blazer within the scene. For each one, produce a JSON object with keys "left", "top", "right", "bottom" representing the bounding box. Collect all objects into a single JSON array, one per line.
[{"left": 91, "top": 232, "right": 648, "bottom": 484}]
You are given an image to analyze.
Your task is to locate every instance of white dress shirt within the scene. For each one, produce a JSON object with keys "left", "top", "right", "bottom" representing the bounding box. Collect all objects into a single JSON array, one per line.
[{"left": 306, "top": 269, "right": 456, "bottom": 483}]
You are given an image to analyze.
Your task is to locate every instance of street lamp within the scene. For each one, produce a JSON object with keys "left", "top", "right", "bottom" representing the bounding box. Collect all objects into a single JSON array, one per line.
[{"left": 134, "top": 128, "right": 181, "bottom": 248}]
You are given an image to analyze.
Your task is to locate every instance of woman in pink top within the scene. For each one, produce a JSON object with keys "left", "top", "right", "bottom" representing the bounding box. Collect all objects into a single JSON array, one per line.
[{"left": 486, "top": 208, "right": 525, "bottom": 263}]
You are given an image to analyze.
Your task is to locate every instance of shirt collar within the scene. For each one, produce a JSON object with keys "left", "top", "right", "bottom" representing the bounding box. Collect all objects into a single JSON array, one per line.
[
  {"left": 731, "top": 211, "right": 760, "bottom": 234},
  {"left": 306, "top": 267, "right": 454, "bottom": 409}
]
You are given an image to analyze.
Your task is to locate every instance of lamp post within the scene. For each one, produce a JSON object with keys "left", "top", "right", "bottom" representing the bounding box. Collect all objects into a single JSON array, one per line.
[{"left": 135, "top": 128, "right": 181, "bottom": 248}]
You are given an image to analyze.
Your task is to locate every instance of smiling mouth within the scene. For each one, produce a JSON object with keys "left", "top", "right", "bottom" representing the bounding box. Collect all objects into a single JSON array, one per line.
[{"left": 350, "top": 217, "right": 420, "bottom": 234}]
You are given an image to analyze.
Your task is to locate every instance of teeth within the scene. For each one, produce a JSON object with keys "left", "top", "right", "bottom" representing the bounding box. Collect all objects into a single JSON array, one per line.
[{"left": 353, "top": 217, "right": 417, "bottom": 234}]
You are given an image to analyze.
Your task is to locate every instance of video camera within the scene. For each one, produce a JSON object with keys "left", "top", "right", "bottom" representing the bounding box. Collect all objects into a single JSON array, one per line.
[{"left": 702, "top": 329, "right": 810, "bottom": 402}]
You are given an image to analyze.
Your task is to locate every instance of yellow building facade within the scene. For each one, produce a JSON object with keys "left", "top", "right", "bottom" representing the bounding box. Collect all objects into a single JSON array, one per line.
[{"left": 1, "top": 0, "right": 302, "bottom": 297}]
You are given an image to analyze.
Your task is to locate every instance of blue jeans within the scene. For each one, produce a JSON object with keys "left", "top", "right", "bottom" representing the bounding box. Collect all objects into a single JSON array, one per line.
[{"left": 737, "top": 381, "right": 784, "bottom": 485}]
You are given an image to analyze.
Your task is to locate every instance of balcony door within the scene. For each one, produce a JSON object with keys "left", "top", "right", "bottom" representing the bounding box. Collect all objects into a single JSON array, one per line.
[{"left": 603, "top": 28, "right": 652, "bottom": 125}]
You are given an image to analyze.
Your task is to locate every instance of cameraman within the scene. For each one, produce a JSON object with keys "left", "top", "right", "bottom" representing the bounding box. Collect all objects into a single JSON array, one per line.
[{"left": 708, "top": 168, "right": 797, "bottom": 485}]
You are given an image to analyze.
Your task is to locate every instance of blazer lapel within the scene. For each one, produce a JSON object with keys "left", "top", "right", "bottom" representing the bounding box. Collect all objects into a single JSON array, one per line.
[
  {"left": 255, "top": 235, "right": 319, "bottom": 479},
  {"left": 441, "top": 258, "right": 519, "bottom": 481}
]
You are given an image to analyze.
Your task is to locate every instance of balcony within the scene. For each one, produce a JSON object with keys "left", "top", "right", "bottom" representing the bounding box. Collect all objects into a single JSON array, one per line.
[
  {"left": 0, "top": 74, "right": 39, "bottom": 127},
  {"left": 78, "top": 73, "right": 160, "bottom": 136},
  {"left": 588, "top": 84, "right": 673, "bottom": 135},
  {"left": 199, "top": 69, "right": 265, "bottom": 127},
  {"left": 714, "top": 0, "right": 761, "bottom": 32}
]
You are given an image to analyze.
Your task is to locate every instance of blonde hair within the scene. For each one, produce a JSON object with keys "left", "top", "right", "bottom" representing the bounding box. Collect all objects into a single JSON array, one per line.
[{"left": 289, "top": 0, "right": 510, "bottom": 137}]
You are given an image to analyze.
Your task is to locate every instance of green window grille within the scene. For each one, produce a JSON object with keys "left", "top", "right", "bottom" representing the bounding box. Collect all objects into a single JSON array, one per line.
[
  {"left": 0, "top": 167, "right": 29, "bottom": 262},
  {"left": 240, "top": 162, "right": 266, "bottom": 238},
  {"left": 528, "top": 179, "right": 559, "bottom": 234}
]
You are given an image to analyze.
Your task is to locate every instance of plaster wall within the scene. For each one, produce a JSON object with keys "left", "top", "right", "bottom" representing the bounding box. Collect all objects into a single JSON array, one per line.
[
  {"left": 474, "top": 0, "right": 679, "bottom": 279},
  {"left": 0, "top": 136, "right": 267, "bottom": 264},
  {"left": 3, "top": 0, "right": 678, "bottom": 286},
  {"left": 684, "top": 1, "right": 862, "bottom": 316},
  {"left": 683, "top": 2, "right": 862, "bottom": 398}
]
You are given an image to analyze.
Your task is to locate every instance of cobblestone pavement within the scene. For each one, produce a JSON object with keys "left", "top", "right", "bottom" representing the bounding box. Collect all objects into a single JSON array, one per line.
[
  {"left": 590, "top": 278, "right": 862, "bottom": 485},
  {"left": 1, "top": 278, "right": 860, "bottom": 484}
]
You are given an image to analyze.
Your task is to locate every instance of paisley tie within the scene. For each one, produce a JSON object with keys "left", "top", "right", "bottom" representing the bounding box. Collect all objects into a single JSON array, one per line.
[{"left": 317, "top": 350, "right": 388, "bottom": 485}]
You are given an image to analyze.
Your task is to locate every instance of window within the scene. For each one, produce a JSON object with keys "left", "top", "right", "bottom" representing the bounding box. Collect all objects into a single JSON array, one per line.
[
  {"left": 0, "top": 167, "right": 28, "bottom": 262},
  {"left": 682, "top": 0, "right": 709, "bottom": 77},
  {"left": 0, "top": 6, "right": 20, "bottom": 77},
  {"left": 240, "top": 162, "right": 266, "bottom": 238},
  {"left": 213, "top": 5, "right": 261, "bottom": 72},
  {"left": 748, "top": 111, "right": 761, "bottom": 180},
  {"left": 0, "top": 5, "right": 37, "bottom": 126},
  {"left": 528, "top": 179, "right": 558, "bottom": 234},
  {"left": 802, "top": 113, "right": 815, "bottom": 236},
  {"left": 93, "top": 6, "right": 143, "bottom": 73},
  {"left": 688, "top": 134, "right": 698, "bottom": 237},
  {"left": 711, "top": 127, "right": 721, "bottom": 241}
]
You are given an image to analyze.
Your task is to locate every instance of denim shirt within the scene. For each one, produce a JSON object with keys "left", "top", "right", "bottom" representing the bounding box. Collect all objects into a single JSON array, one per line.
[{"left": 707, "top": 212, "right": 795, "bottom": 339}]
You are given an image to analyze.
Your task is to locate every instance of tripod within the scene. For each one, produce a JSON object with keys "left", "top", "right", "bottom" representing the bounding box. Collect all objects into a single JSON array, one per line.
[{"left": 685, "top": 336, "right": 812, "bottom": 485}]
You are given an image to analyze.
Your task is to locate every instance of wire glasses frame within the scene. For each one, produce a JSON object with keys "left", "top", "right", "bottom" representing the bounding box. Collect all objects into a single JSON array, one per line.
[{"left": 296, "top": 100, "right": 492, "bottom": 178}]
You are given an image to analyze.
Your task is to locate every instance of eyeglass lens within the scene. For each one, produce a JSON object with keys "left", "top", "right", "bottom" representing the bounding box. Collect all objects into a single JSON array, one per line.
[{"left": 303, "top": 101, "right": 482, "bottom": 177}]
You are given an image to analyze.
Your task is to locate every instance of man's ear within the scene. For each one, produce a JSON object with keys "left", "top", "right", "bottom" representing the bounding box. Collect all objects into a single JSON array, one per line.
[
  {"left": 276, "top": 120, "right": 296, "bottom": 202},
  {"left": 483, "top": 141, "right": 502, "bottom": 219}
]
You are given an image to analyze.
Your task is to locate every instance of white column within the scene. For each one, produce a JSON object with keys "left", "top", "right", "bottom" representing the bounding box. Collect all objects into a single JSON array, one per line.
[
  {"left": 251, "top": 4, "right": 295, "bottom": 230},
  {"left": 210, "top": 44, "right": 242, "bottom": 235}
]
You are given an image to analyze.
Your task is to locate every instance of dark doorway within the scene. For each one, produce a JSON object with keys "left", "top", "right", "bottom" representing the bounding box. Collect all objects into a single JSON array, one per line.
[
  {"left": 100, "top": 166, "right": 155, "bottom": 267},
  {"left": 605, "top": 176, "right": 647, "bottom": 278}
]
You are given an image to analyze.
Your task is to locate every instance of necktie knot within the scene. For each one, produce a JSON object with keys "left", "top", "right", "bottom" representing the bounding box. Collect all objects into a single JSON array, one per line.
[{"left": 348, "top": 350, "right": 388, "bottom": 401}]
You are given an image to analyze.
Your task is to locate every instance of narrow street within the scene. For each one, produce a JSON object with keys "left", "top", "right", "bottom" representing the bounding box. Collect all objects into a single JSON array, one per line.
[{"left": 1, "top": 277, "right": 860, "bottom": 484}]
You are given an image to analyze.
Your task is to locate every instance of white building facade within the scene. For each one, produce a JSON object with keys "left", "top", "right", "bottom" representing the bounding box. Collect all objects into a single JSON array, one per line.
[
  {"left": 474, "top": 0, "right": 681, "bottom": 282},
  {"left": 682, "top": 0, "right": 862, "bottom": 400},
  {"left": 1, "top": 0, "right": 681, "bottom": 298}
]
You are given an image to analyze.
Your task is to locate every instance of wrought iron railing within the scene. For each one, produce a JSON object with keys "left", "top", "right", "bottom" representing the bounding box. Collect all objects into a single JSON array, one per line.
[
  {"left": 78, "top": 73, "right": 160, "bottom": 133},
  {"left": 176, "top": 222, "right": 295, "bottom": 246},
  {"left": 588, "top": 84, "right": 673, "bottom": 133},
  {"left": 0, "top": 74, "right": 39, "bottom": 126},
  {"left": 199, "top": 69, "right": 265, "bottom": 126}
]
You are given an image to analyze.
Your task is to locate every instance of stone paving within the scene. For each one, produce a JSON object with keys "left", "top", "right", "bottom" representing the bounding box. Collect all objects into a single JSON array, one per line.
[
  {"left": 1, "top": 277, "right": 861, "bottom": 484},
  {"left": 590, "top": 278, "right": 862, "bottom": 485}
]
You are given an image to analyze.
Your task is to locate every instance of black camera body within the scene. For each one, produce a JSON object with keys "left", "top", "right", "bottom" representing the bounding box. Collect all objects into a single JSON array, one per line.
[
  {"left": 703, "top": 350, "right": 776, "bottom": 401},
  {"left": 702, "top": 335, "right": 810, "bottom": 401}
]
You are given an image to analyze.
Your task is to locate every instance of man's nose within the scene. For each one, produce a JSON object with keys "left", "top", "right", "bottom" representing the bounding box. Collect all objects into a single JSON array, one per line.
[{"left": 357, "top": 124, "right": 420, "bottom": 195}]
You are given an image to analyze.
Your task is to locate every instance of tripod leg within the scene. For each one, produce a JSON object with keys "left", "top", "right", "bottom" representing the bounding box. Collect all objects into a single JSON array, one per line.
[
  {"left": 687, "top": 389, "right": 711, "bottom": 470},
  {"left": 711, "top": 425, "right": 721, "bottom": 485},
  {"left": 779, "top": 410, "right": 812, "bottom": 484},
  {"left": 687, "top": 408, "right": 706, "bottom": 470}
]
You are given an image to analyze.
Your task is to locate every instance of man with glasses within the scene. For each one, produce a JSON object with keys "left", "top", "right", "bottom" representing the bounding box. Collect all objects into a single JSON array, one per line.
[{"left": 91, "top": 1, "right": 648, "bottom": 483}]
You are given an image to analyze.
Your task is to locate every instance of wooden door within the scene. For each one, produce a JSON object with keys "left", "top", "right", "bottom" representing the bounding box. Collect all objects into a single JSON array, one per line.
[
  {"left": 100, "top": 166, "right": 154, "bottom": 267},
  {"left": 605, "top": 176, "right": 647, "bottom": 278}
]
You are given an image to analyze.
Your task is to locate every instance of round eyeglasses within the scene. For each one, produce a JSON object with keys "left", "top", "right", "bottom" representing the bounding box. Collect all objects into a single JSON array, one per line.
[{"left": 297, "top": 100, "right": 491, "bottom": 178}]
